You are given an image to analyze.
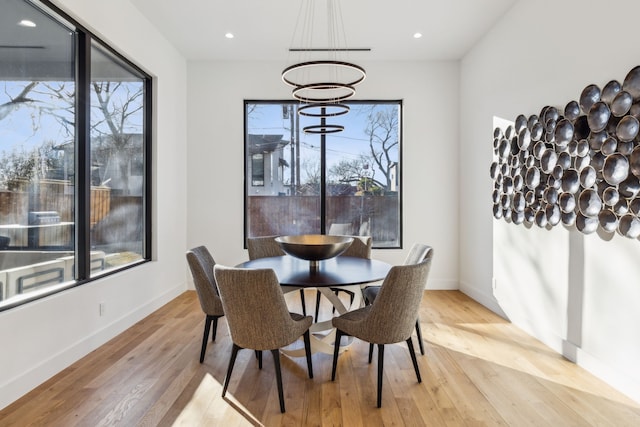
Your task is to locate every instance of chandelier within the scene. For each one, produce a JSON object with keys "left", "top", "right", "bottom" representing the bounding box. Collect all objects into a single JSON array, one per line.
[{"left": 282, "top": 0, "right": 367, "bottom": 134}]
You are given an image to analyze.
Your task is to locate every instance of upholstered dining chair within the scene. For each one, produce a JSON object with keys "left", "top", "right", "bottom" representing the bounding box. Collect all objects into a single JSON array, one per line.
[
  {"left": 314, "top": 235, "right": 372, "bottom": 322},
  {"left": 362, "top": 243, "right": 433, "bottom": 355},
  {"left": 186, "top": 246, "right": 225, "bottom": 363},
  {"left": 247, "top": 235, "right": 286, "bottom": 260},
  {"left": 213, "top": 265, "right": 314, "bottom": 413},
  {"left": 331, "top": 257, "right": 432, "bottom": 408},
  {"left": 247, "top": 235, "right": 309, "bottom": 316}
]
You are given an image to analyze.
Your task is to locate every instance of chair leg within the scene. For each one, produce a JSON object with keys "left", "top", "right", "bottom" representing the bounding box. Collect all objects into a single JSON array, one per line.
[
  {"left": 377, "top": 344, "right": 385, "bottom": 408},
  {"left": 199, "top": 315, "right": 212, "bottom": 363},
  {"left": 299, "top": 289, "right": 307, "bottom": 316},
  {"left": 331, "top": 329, "right": 343, "bottom": 381},
  {"left": 331, "top": 289, "right": 355, "bottom": 314},
  {"left": 368, "top": 343, "right": 374, "bottom": 364},
  {"left": 415, "top": 318, "right": 425, "bottom": 355},
  {"left": 257, "top": 350, "right": 263, "bottom": 369},
  {"left": 303, "top": 330, "right": 313, "bottom": 379},
  {"left": 211, "top": 316, "right": 219, "bottom": 342},
  {"left": 314, "top": 291, "right": 321, "bottom": 322},
  {"left": 222, "top": 344, "right": 240, "bottom": 397},
  {"left": 406, "top": 338, "right": 422, "bottom": 383},
  {"left": 271, "top": 349, "right": 286, "bottom": 413}
]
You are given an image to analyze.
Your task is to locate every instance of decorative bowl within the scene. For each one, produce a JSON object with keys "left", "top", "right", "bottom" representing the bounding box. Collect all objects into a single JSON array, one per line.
[{"left": 275, "top": 235, "right": 353, "bottom": 267}]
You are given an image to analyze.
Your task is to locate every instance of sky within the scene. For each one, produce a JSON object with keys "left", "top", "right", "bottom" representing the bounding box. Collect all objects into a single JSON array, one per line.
[
  {"left": 246, "top": 102, "right": 400, "bottom": 185},
  {"left": 1, "top": 80, "right": 144, "bottom": 155},
  {"left": 0, "top": 81, "right": 75, "bottom": 153},
  {"left": 2, "top": 81, "right": 397, "bottom": 187}
]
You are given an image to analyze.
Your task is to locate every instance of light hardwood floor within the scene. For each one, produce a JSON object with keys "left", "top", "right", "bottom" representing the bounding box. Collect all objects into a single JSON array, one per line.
[{"left": 1, "top": 290, "right": 639, "bottom": 426}]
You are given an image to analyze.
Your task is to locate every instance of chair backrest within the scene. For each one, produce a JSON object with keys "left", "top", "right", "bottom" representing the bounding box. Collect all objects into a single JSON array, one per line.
[
  {"left": 213, "top": 265, "right": 308, "bottom": 350},
  {"left": 328, "top": 223, "right": 353, "bottom": 235},
  {"left": 366, "top": 257, "right": 433, "bottom": 344},
  {"left": 403, "top": 243, "right": 433, "bottom": 266},
  {"left": 186, "top": 246, "right": 224, "bottom": 316},
  {"left": 247, "top": 235, "right": 285, "bottom": 260},
  {"left": 340, "top": 235, "right": 372, "bottom": 259}
]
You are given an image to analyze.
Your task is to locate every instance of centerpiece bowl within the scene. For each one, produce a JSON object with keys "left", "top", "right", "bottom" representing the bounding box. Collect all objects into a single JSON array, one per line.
[{"left": 275, "top": 234, "right": 353, "bottom": 270}]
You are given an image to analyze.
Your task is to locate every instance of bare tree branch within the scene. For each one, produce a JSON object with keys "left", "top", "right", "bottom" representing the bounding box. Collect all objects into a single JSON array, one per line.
[{"left": 0, "top": 81, "right": 39, "bottom": 121}]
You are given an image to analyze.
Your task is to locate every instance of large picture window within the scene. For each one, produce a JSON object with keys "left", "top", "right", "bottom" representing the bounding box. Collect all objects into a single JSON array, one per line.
[
  {"left": 0, "top": 0, "right": 151, "bottom": 309},
  {"left": 244, "top": 101, "right": 401, "bottom": 248}
]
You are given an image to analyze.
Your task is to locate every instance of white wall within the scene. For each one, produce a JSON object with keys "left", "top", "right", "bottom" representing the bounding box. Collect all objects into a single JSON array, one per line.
[
  {"left": 461, "top": 0, "right": 640, "bottom": 402},
  {"left": 0, "top": 0, "right": 189, "bottom": 409},
  {"left": 186, "top": 60, "right": 460, "bottom": 289}
]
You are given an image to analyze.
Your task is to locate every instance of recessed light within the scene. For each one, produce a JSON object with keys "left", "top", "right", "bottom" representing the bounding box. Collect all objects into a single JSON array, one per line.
[
  {"left": 413, "top": 32, "right": 422, "bottom": 39},
  {"left": 225, "top": 33, "right": 234, "bottom": 39},
  {"left": 18, "top": 19, "right": 36, "bottom": 28}
]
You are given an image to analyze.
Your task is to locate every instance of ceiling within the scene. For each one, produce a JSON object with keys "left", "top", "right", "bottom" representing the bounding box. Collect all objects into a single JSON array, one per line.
[{"left": 130, "top": 0, "right": 517, "bottom": 62}]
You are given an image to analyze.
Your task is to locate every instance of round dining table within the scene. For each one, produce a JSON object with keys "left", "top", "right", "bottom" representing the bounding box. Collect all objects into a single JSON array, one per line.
[{"left": 235, "top": 255, "right": 391, "bottom": 356}]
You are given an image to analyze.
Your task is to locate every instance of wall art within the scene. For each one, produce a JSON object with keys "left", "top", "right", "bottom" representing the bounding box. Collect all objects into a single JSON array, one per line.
[{"left": 490, "top": 66, "right": 640, "bottom": 238}]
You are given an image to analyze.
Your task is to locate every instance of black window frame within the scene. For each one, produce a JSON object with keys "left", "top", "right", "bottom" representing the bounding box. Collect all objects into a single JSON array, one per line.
[
  {"left": 243, "top": 99, "right": 403, "bottom": 249},
  {"left": 0, "top": 0, "right": 153, "bottom": 311}
]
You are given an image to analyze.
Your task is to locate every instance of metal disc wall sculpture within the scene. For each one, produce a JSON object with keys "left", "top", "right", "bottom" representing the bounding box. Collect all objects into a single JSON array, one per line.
[{"left": 490, "top": 65, "right": 640, "bottom": 239}]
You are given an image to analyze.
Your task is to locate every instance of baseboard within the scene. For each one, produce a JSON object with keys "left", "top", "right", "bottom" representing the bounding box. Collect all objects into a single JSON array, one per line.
[
  {"left": 459, "top": 280, "right": 507, "bottom": 318},
  {"left": 0, "top": 283, "right": 184, "bottom": 410},
  {"left": 426, "top": 278, "right": 458, "bottom": 290},
  {"left": 496, "top": 290, "right": 640, "bottom": 405},
  {"left": 563, "top": 341, "right": 640, "bottom": 404}
]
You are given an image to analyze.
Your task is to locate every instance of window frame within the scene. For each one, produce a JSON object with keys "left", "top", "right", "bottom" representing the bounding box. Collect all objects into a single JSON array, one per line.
[
  {"left": 0, "top": 0, "right": 153, "bottom": 311},
  {"left": 243, "top": 99, "right": 403, "bottom": 249}
]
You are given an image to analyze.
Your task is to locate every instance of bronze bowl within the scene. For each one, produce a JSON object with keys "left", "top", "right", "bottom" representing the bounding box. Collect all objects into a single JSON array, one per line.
[
  {"left": 580, "top": 84, "right": 601, "bottom": 113},
  {"left": 602, "top": 80, "right": 622, "bottom": 104},
  {"left": 275, "top": 234, "right": 354, "bottom": 268}
]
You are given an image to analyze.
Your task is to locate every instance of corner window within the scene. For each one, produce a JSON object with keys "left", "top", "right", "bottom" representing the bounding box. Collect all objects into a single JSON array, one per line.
[
  {"left": 0, "top": 0, "right": 152, "bottom": 310},
  {"left": 244, "top": 101, "right": 402, "bottom": 248}
]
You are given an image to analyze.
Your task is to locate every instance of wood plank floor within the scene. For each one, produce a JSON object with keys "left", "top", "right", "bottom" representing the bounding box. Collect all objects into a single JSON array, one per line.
[{"left": 1, "top": 290, "right": 639, "bottom": 426}]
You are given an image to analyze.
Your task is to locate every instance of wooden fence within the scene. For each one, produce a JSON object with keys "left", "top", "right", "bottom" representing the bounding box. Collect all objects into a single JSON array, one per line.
[
  {"left": 247, "top": 194, "right": 399, "bottom": 244},
  {"left": 0, "top": 180, "right": 112, "bottom": 248}
]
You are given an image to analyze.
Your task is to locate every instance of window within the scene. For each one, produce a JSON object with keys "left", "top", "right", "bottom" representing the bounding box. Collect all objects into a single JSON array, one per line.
[
  {"left": 0, "top": 0, "right": 151, "bottom": 310},
  {"left": 251, "top": 153, "right": 265, "bottom": 186},
  {"left": 244, "top": 101, "right": 402, "bottom": 248}
]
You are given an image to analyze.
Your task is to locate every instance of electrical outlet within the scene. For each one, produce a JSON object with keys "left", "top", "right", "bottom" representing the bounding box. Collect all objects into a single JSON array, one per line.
[{"left": 99, "top": 302, "right": 106, "bottom": 316}]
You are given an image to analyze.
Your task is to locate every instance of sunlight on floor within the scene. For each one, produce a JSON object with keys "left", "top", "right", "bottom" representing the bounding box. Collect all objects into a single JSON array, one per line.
[
  {"left": 172, "top": 373, "right": 261, "bottom": 426},
  {"left": 422, "top": 321, "right": 638, "bottom": 407}
]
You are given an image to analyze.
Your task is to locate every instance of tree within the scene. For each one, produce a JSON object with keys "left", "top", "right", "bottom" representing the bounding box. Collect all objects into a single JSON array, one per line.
[
  {"left": 299, "top": 158, "right": 321, "bottom": 195},
  {"left": 364, "top": 105, "right": 399, "bottom": 191},
  {"left": 91, "top": 81, "right": 144, "bottom": 194},
  {"left": 329, "top": 156, "right": 369, "bottom": 184},
  {"left": 0, "top": 140, "right": 59, "bottom": 189},
  {"left": 0, "top": 81, "right": 39, "bottom": 122},
  {"left": 1, "top": 79, "right": 144, "bottom": 193}
]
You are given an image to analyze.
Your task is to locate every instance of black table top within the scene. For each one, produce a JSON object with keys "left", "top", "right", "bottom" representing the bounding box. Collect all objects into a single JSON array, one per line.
[{"left": 235, "top": 255, "right": 391, "bottom": 287}]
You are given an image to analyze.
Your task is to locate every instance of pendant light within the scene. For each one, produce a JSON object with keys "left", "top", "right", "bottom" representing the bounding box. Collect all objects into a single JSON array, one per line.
[{"left": 282, "top": 0, "right": 367, "bottom": 134}]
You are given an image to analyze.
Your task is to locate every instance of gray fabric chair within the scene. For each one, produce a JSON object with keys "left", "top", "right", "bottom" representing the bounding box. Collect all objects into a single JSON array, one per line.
[
  {"left": 339, "top": 235, "right": 372, "bottom": 258},
  {"left": 186, "top": 246, "right": 225, "bottom": 363},
  {"left": 247, "top": 235, "right": 286, "bottom": 260},
  {"left": 247, "top": 235, "right": 308, "bottom": 317},
  {"left": 362, "top": 244, "right": 433, "bottom": 355},
  {"left": 331, "top": 257, "right": 432, "bottom": 408},
  {"left": 213, "top": 265, "right": 313, "bottom": 413},
  {"left": 314, "top": 235, "right": 372, "bottom": 322}
]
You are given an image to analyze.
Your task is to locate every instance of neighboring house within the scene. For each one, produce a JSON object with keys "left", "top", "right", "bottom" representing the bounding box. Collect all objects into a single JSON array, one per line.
[
  {"left": 51, "top": 134, "right": 144, "bottom": 196},
  {"left": 389, "top": 162, "right": 398, "bottom": 192},
  {"left": 246, "top": 134, "right": 290, "bottom": 196},
  {"left": 92, "top": 133, "right": 144, "bottom": 196}
]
